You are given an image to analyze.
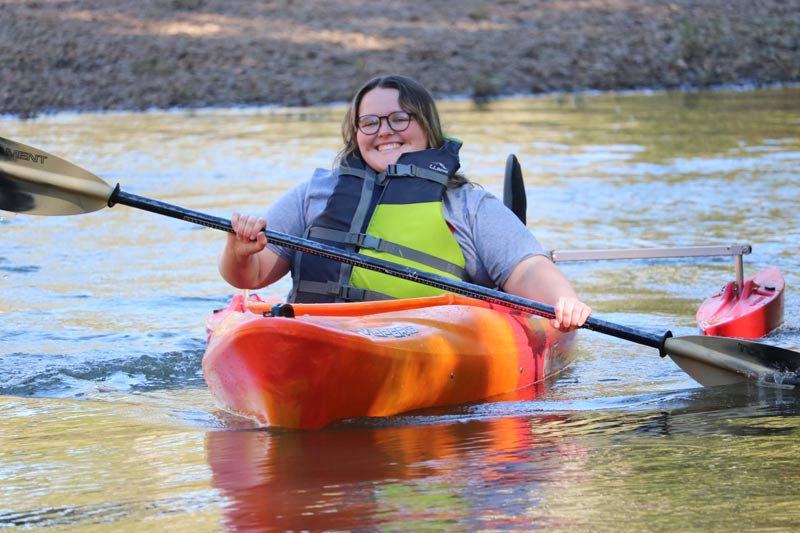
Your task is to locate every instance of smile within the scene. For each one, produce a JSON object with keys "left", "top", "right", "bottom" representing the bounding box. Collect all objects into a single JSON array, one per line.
[{"left": 376, "top": 142, "right": 402, "bottom": 152}]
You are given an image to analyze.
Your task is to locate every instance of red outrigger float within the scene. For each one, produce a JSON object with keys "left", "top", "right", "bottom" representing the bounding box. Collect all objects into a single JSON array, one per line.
[
  {"left": 697, "top": 267, "right": 784, "bottom": 339},
  {"left": 551, "top": 244, "right": 785, "bottom": 339}
]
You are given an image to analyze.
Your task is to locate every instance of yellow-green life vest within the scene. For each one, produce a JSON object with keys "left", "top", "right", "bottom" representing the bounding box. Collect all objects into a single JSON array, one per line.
[{"left": 290, "top": 140, "right": 467, "bottom": 303}]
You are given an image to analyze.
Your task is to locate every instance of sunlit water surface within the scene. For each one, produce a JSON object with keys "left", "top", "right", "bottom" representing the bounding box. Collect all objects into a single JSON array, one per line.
[{"left": 2, "top": 87, "right": 799, "bottom": 531}]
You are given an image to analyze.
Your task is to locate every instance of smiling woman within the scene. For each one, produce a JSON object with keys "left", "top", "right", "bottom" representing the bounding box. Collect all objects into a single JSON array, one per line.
[{"left": 218, "top": 74, "right": 593, "bottom": 331}]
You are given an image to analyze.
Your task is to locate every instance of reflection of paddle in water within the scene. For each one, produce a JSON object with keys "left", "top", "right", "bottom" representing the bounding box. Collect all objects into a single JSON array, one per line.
[{"left": 205, "top": 415, "right": 589, "bottom": 531}]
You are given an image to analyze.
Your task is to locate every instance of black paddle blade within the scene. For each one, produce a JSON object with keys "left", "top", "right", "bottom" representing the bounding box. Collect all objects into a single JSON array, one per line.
[
  {"left": 665, "top": 335, "right": 800, "bottom": 388},
  {"left": 0, "top": 137, "right": 112, "bottom": 215}
]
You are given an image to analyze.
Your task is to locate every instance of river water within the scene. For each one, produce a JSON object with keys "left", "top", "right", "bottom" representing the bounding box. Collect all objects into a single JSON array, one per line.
[{"left": 2, "top": 87, "right": 799, "bottom": 531}]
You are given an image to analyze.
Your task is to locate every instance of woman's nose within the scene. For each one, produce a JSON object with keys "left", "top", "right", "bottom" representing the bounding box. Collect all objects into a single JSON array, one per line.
[{"left": 376, "top": 117, "right": 393, "bottom": 135}]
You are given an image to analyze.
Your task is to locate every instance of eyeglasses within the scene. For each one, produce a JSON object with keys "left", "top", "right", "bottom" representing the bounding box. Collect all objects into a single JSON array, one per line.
[{"left": 356, "top": 111, "right": 415, "bottom": 135}]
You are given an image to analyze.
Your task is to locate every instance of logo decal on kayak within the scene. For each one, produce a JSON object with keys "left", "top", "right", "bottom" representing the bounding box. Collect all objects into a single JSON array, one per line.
[{"left": 358, "top": 325, "right": 419, "bottom": 338}]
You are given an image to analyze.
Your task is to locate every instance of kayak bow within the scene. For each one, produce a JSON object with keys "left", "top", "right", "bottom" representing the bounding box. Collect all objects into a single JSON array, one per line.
[{"left": 204, "top": 293, "right": 577, "bottom": 428}]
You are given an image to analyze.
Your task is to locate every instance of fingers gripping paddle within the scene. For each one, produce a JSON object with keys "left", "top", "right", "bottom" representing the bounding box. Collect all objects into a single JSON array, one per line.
[{"left": 2, "top": 136, "right": 799, "bottom": 388}]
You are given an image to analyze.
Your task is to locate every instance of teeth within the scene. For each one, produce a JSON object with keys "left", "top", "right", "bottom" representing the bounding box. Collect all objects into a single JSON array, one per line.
[{"left": 377, "top": 143, "right": 401, "bottom": 152}]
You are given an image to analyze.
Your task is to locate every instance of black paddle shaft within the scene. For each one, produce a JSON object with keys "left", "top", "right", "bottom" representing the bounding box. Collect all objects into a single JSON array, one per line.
[
  {"left": 109, "top": 186, "right": 672, "bottom": 353},
  {"left": 4, "top": 135, "right": 797, "bottom": 388}
]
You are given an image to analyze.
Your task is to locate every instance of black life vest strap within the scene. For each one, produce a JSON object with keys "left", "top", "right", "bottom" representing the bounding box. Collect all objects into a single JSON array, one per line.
[
  {"left": 379, "top": 163, "right": 450, "bottom": 186},
  {"left": 307, "top": 227, "right": 467, "bottom": 279},
  {"left": 295, "top": 280, "right": 395, "bottom": 302},
  {"left": 338, "top": 168, "right": 376, "bottom": 283},
  {"left": 339, "top": 166, "right": 374, "bottom": 181}
]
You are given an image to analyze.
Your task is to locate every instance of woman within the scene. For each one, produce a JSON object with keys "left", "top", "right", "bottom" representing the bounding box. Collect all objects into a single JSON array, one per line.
[{"left": 219, "top": 75, "right": 591, "bottom": 331}]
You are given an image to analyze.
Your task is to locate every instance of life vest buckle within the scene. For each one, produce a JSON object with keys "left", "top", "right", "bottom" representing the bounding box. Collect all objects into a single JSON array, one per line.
[
  {"left": 338, "top": 285, "right": 369, "bottom": 301},
  {"left": 353, "top": 233, "right": 383, "bottom": 250}
]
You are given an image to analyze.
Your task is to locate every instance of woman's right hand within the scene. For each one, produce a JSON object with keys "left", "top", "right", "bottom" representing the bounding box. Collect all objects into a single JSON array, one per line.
[
  {"left": 228, "top": 212, "right": 268, "bottom": 258},
  {"left": 220, "top": 212, "right": 289, "bottom": 290}
]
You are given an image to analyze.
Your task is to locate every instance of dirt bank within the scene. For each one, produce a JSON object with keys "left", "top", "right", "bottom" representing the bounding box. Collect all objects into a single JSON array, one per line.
[{"left": 2, "top": 0, "right": 799, "bottom": 117}]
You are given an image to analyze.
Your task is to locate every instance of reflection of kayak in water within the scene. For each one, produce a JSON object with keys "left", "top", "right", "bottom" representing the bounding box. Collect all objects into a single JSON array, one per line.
[
  {"left": 203, "top": 293, "right": 578, "bottom": 429},
  {"left": 205, "top": 414, "right": 584, "bottom": 530}
]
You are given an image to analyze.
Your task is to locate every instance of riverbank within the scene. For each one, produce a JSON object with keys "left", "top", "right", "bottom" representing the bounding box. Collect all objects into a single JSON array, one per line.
[{"left": 3, "top": 0, "right": 799, "bottom": 118}]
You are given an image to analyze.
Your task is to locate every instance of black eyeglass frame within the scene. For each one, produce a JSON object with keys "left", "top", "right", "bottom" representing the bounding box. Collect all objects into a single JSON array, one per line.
[{"left": 356, "top": 111, "right": 416, "bottom": 135}]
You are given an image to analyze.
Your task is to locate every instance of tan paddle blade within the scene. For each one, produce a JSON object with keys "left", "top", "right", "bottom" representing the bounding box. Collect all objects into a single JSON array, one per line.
[
  {"left": 0, "top": 136, "right": 113, "bottom": 215},
  {"left": 665, "top": 336, "right": 800, "bottom": 387}
]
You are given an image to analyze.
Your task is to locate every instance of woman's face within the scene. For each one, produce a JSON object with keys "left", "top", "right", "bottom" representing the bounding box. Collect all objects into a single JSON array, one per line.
[{"left": 356, "top": 87, "right": 428, "bottom": 173}]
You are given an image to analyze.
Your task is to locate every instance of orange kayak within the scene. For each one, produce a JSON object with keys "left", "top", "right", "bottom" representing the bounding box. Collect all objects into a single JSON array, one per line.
[
  {"left": 696, "top": 267, "right": 784, "bottom": 339},
  {"left": 203, "top": 293, "right": 577, "bottom": 429}
]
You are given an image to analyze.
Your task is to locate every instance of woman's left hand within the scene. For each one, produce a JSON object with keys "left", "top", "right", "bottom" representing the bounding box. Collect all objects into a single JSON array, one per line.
[{"left": 552, "top": 296, "right": 592, "bottom": 331}]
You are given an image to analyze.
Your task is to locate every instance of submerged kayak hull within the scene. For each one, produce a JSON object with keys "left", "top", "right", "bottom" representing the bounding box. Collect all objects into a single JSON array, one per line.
[
  {"left": 203, "top": 294, "right": 576, "bottom": 429},
  {"left": 696, "top": 267, "right": 784, "bottom": 339}
]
